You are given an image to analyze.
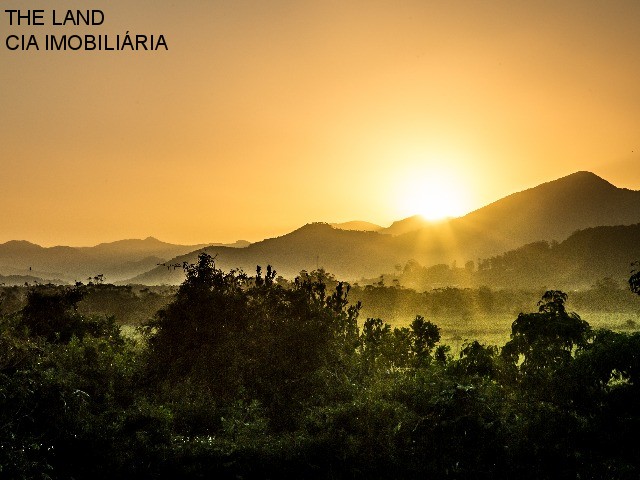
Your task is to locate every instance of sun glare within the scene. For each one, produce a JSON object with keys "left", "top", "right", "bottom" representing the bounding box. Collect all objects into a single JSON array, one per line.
[{"left": 396, "top": 170, "right": 469, "bottom": 221}]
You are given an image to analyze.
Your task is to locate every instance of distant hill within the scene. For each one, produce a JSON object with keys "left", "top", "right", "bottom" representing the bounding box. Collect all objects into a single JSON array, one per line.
[
  {"left": 475, "top": 223, "right": 640, "bottom": 289},
  {"left": 3, "top": 172, "right": 639, "bottom": 286},
  {"left": 127, "top": 223, "right": 400, "bottom": 284},
  {"left": 0, "top": 237, "right": 250, "bottom": 283},
  {"left": 0, "top": 273, "right": 69, "bottom": 286},
  {"left": 382, "top": 215, "right": 430, "bottom": 236},
  {"left": 129, "top": 172, "right": 640, "bottom": 285},
  {"left": 331, "top": 221, "right": 383, "bottom": 232}
]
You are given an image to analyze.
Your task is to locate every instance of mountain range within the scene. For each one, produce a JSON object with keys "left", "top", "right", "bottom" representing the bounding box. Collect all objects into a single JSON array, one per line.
[
  {"left": 0, "top": 237, "right": 249, "bottom": 284},
  {"left": 129, "top": 171, "right": 640, "bottom": 285},
  {"left": 1, "top": 171, "right": 639, "bottom": 288}
]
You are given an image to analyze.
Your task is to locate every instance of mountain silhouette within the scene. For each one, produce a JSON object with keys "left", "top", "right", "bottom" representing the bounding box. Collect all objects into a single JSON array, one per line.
[
  {"left": 0, "top": 238, "right": 250, "bottom": 283},
  {"left": 455, "top": 171, "right": 639, "bottom": 245},
  {"left": 392, "top": 171, "right": 640, "bottom": 261},
  {"left": 128, "top": 223, "right": 399, "bottom": 283},
  {"left": 382, "top": 215, "right": 433, "bottom": 236},
  {"left": 330, "top": 221, "right": 383, "bottom": 232},
  {"left": 386, "top": 171, "right": 638, "bottom": 240},
  {"left": 475, "top": 223, "right": 640, "bottom": 289},
  {"left": 128, "top": 172, "right": 640, "bottom": 284},
  {"left": 2, "top": 172, "right": 638, "bottom": 286}
]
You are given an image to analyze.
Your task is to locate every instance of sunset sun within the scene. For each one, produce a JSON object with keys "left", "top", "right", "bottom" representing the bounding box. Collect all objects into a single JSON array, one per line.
[{"left": 397, "top": 170, "right": 469, "bottom": 221}]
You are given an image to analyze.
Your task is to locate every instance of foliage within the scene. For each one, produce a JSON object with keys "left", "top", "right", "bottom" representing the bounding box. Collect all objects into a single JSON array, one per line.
[
  {"left": 630, "top": 261, "right": 640, "bottom": 295},
  {"left": 145, "top": 253, "right": 361, "bottom": 429},
  {"left": 501, "top": 290, "right": 591, "bottom": 383},
  {"left": 2, "top": 260, "right": 640, "bottom": 478},
  {"left": 0, "top": 297, "right": 147, "bottom": 478},
  {"left": 20, "top": 284, "right": 119, "bottom": 343}
]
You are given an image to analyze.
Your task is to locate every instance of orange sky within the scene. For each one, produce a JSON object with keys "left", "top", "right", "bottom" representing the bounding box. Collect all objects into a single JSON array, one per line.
[{"left": 1, "top": 1, "right": 639, "bottom": 246}]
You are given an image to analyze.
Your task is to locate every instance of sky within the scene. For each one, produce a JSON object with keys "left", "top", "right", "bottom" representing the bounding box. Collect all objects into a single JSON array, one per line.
[{"left": 1, "top": 0, "right": 639, "bottom": 246}]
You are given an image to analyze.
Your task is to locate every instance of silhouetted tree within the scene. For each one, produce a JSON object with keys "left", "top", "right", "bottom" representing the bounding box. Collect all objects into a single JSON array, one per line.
[
  {"left": 146, "top": 253, "right": 362, "bottom": 429},
  {"left": 146, "top": 253, "right": 249, "bottom": 402},
  {"left": 410, "top": 315, "right": 440, "bottom": 365},
  {"left": 501, "top": 290, "right": 590, "bottom": 384},
  {"left": 454, "top": 340, "right": 499, "bottom": 377},
  {"left": 20, "top": 285, "right": 117, "bottom": 343},
  {"left": 629, "top": 261, "right": 640, "bottom": 295}
]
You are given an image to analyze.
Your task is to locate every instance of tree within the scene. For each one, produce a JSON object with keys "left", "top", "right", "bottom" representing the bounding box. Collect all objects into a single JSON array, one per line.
[
  {"left": 145, "top": 253, "right": 249, "bottom": 402},
  {"left": 629, "top": 261, "right": 640, "bottom": 295},
  {"left": 454, "top": 340, "right": 498, "bottom": 377},
  {"left": 501, "top": 291, "right": 590, "bottom": 383},
  {"left": 20, "top": 284, "right": 117, "bottom": 343},
  {"left": 146, "top": 253, "right": 362, "bottom": 429},
  {"left": 410, "top": 315, "right": 440, "bottom": 365},
  {"left": 358, "top": 317, "right": 392, "bottom": 373}
]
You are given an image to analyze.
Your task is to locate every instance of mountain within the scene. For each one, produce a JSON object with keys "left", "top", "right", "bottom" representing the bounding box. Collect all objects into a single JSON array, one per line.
[
  {"left": 128, "top": 223, "right": 400, "bottom": 284},
  {"left": 454, "top": 171, "right": 640, "bottom": 245},
  {"left": 79, "top": 237, "right": 203, "bottom": 257},
  {"left": 76, "top": 236, "right": 250, "bottom": 258},
  {"left": 0, "top": 273, "right": 69, "bottom": 286},
  {"left": 3, "top": 172, "right": 638, "bottom": 286},
  {"left": 388, "top": 171, "right": 640, "bottom": 239},
  {"left": 129, "top": 172, "right": 640, "bottom": 285},
  {"left": 331, "top": 221, "right": 383, "bottom": 232},
  {"left": 393, "top": 171, "right": 640, "bottom": 261},
  {"left": 0, "top": 238, "right": 250, "bottom": 283},
  {"left": 382, "top": 216, "right": 432, "bottom": 236},
  {"left": 475, "top": 223, "right": 640, "bottom": 289}
]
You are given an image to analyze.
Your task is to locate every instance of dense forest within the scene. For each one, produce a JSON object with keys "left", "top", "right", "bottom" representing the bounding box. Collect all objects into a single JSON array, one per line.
[{"left": 1, "top": 253, "right": 640, "bottom": 478}]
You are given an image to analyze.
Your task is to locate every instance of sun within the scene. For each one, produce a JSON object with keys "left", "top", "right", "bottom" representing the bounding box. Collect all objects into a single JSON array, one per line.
[{"left": 396, "top": 170, "right": 469, "bottom": 221}]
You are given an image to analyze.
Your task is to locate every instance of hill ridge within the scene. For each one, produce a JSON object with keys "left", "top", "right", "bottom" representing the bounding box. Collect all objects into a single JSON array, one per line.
[{"left": 2, "top": 171, "right": 639, "bottom": 285}]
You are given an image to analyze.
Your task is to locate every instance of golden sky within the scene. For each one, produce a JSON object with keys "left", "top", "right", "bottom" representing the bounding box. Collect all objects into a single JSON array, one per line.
[{"left": 1, "top": 0, "right": 639, "bottom": 246}]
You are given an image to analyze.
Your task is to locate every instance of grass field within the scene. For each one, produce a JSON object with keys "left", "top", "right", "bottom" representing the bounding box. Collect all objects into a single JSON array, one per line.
[{"left": 380, "top": 311, "right": 640, "bottom": 355}]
